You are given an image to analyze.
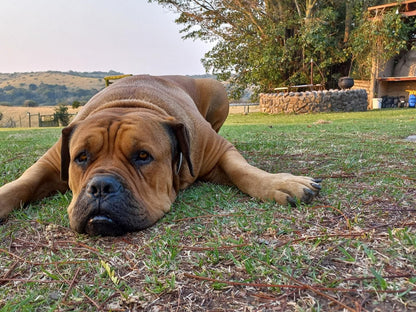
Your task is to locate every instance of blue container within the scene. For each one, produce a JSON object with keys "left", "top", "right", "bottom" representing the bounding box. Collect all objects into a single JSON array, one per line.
[{"left": 409, "top": 94, "right": 416, "bottom": 108}]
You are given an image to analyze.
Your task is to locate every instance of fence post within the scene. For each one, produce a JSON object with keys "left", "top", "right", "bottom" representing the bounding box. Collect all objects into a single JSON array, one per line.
[{"left": 27, "top": 112, "right": 31, "bottom": 128}]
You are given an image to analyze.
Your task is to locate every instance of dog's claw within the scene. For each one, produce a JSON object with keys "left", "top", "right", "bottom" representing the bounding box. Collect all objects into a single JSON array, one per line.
[
  {"left": 287, "top": 196, "right": 298, "bottom": 207},
  {"left": 302, "top": 188, "right": 316, "bottom": 203},
  {"left": 312, "top": 178, "right": 323, "bottom": 183},
  {"left": 311, "top": 183, "right": 321, "bottom": 190}
]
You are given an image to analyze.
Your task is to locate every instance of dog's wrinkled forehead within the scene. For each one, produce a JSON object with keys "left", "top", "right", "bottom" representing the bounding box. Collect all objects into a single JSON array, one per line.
[{"left": 70, "top": 113, "right": 170, "bottom": 153}]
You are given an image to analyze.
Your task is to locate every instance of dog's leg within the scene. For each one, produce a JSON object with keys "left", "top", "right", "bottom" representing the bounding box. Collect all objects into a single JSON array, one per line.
[
  {"left": 0, "top": 141, "right": 68, "bottom": 220},
  {"left": 194, "top": 78, "right": 229, "bottom": 132},
  {"left": 212, "top": 146, "right": 321, "bottom": 205}
]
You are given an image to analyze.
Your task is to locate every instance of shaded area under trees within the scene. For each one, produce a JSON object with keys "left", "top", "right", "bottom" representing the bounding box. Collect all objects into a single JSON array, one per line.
[{"left": 151, "top": 0, "right": 415, "bottom": 98}]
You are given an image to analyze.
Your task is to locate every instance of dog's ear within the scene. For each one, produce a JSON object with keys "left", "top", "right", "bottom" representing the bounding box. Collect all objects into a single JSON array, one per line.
[
  {"left": 61, "top": 124, "right": 77, "bottom": 181},
  {"left": 163, "top": 120, "right": 194, "bottom": 177}
]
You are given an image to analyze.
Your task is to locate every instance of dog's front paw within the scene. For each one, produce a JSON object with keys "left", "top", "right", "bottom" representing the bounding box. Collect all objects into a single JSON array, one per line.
[
  {"left": 261, "top": 173, "right": 322, "bottom": 206},
  {"left": 286, "top": 178, "right": 322, "bottom": 206}
]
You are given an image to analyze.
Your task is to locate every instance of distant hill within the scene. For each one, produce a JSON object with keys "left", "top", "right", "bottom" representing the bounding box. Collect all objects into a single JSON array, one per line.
[
  {"left": 0, "top": 70, "right": 123, "bottom": 89},
  {"left": 0, "top": 70, "right": 123, "bottom": 106},
  {"left": 0, "top": 71, "right": 214, "bottom": 106}
]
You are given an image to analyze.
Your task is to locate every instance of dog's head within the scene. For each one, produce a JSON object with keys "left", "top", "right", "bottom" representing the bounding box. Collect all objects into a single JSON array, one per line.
[{"left": 61, "top": 108, "right": 193, "bottom": 236}]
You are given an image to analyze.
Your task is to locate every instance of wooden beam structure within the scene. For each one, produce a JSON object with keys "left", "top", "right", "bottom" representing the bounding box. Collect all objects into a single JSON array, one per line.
[
  {"left": 377, "top": 77, "right": 416, "bottom": 82},
  {"left": 368, "top": 0, "right": 416, "bottom": 18}
]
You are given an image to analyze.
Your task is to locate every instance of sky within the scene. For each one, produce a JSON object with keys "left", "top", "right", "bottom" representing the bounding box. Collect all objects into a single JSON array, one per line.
[{"left": 0, "top": 0, "right": 214, "bottom": 75}]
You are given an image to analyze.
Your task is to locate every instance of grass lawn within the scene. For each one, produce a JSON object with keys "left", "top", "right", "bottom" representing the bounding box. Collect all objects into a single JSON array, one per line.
[{"left": 0, "top": 109, "right": 415, "bottom": 311}]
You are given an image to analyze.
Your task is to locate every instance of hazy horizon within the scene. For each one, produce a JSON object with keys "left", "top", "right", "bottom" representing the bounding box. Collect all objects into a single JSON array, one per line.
[{"left": 0, "top": 1, "right": 214, "bottom": 76}]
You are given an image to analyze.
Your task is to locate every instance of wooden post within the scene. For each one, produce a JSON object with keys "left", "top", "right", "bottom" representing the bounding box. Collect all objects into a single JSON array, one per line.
[
  {"left": 310, "top": 58, "right": 314, "bottom": 87},
  {"left": 27, "top": 112, "right": 31, "bottom": 128}
]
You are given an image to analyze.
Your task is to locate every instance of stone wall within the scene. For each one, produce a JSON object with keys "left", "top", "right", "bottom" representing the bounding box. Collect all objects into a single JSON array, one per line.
[
  {"left": 352, "top": 80, "right": 371, "bottom": 108},
  {"left": 259, "top": 89, "right": 368, "bottom": 114}
]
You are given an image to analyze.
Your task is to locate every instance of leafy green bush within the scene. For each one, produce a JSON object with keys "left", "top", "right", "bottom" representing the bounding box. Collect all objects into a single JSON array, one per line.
[{"left": 54, "top": 103, "right": 70, "bottom": 126}]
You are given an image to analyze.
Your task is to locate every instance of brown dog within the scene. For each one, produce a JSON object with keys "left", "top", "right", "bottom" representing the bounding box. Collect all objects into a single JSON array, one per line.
[{"left": 0, "top": 75, "right": 321, "bottom": 236}]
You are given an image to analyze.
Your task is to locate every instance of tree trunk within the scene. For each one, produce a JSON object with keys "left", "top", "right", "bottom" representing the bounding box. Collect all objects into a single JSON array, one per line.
[{"left": 344, "top": 0, "right": 352, "bottom": 43}]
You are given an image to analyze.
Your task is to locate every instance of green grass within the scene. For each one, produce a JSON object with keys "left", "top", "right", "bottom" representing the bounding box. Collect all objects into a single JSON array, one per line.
[{"left": 1, "top": 109, "right": 416, "bottom": 311}]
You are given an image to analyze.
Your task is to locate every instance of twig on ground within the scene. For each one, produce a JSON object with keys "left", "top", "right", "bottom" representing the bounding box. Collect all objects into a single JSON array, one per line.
[{"left": 62, "top": 267, "right": 81, "bottom": 302}]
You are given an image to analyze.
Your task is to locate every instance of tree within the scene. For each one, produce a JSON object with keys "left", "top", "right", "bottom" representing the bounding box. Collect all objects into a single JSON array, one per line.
[
  {"left": 72, "top": 100, "right": 81, "bottom": 109},
  {"left": 348, "top": 8, "right": 415, "bottom": 79},
  {"left": 54, "top": 103, "right": 70, "bottom": 126},
  {"left": 23, "top": 100, "right": 38, "bottom": 107},
  {"left": 150, "top": 0, "right": 412, "bottom": 96}
]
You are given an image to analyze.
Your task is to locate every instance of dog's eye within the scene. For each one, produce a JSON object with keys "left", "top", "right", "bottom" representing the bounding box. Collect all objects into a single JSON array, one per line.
[
  {"left": 75, "top": 151, "right": 89, "bottom": 165},
  {"left": 134, "top": 150, "right": 153, "bottom": 166}
]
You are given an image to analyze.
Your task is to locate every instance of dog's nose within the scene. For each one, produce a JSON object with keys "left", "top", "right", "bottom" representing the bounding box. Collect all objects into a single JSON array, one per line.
[{"left": 87, "top": 175, "right": 122, "bottom": 199}]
